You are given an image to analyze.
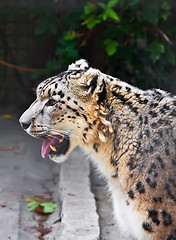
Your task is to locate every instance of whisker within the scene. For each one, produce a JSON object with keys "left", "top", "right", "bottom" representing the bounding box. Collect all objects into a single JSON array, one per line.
[
  {"left": 30, "top": 126, "right": 82, "bottom": 141},
  {"left": 49, "top": 129, "right": 70, "bottom": 137},
  {"left": 49, "top": 128, "right": 67, "bottom": 134}
]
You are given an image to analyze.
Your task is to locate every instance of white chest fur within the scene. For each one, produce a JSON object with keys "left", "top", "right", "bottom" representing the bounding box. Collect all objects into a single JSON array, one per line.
[
  {"left": 84, "top": 148, "right": 148, "bottom": 240},
  {"left": 109, "top": 182, "right": 148, "bottom": 240}
]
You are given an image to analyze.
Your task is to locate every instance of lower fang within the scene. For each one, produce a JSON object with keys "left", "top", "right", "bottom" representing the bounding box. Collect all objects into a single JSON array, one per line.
[{"left": 50, "top": 145, "right": 56, "bottom": 152}]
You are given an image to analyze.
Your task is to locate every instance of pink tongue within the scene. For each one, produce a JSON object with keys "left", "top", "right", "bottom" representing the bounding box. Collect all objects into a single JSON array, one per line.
[{"left": 41, "top": 137, "right": 59, "bottom": 158}]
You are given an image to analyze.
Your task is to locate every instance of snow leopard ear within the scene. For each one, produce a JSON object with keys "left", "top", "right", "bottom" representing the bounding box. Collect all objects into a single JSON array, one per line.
[
  {"left": 68, "top": 59, "right": 89, "bottom": 71},
  {"left": 86, "top": 68, "right": 107, "bottom": 104}
]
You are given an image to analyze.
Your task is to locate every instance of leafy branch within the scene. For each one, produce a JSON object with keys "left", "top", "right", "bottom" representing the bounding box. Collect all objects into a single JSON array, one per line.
[{"left": 31, "top": 0, "right": 176, "bottom": 89}]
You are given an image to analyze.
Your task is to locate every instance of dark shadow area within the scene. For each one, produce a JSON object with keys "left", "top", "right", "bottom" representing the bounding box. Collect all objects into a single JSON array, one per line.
[{"left": 0, "top": 0, "right": 176, "bottom": 112}]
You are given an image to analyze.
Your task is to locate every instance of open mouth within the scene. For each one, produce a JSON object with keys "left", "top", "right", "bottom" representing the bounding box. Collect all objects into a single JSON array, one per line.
[{"left": 41, "top": 134, "right": 70, "bottom": 158}]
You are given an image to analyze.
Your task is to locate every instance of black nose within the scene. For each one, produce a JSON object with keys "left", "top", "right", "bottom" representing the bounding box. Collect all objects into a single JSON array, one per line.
[{"left": 20, "top": 122, "right": 31, "bottom": 130}]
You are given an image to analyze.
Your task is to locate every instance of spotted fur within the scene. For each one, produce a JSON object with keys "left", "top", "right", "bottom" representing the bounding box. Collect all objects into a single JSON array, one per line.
[{"left": 20, "top": 59, "right": 176, "bottom": 240}]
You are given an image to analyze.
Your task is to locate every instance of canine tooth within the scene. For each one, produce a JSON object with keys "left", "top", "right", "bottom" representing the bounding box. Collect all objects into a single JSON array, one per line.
[
  {"left": 50, "top": 145, "right": 56, "bottom": 152},
  {"left": 60, "top": 136, "right": 64, "bottom": 143}
]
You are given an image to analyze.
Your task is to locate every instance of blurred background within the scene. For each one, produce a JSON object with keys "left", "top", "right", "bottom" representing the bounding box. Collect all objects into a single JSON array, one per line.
[{"left": 0, "top": 0, "right": 176, "bottom": 110}]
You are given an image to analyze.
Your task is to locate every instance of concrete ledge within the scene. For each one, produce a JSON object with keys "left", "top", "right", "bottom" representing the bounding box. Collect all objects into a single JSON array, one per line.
[{"left": 59, "top": 148, "right": 100, "bottom": 240}]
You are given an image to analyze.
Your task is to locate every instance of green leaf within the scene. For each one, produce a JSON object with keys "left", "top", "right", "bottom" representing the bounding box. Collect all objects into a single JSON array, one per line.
[
  {"left": 84, "top": 3, "right": 95, "bottom": 15},
  {"left": 160, "top": 1, "right": 170, "bottom": 11},
  {"left": 107, "top": 0, "right": 118, "bottom": 8},
  {"left": 160, "top": 1, "right": 171, "bottom": 21},
  {"left": 106, "top": 8, "right": 119, "bottom": 20},
  {"left": 146, "top": 42, "right": 165, "bottom": 63},
  {"left": 161, "top": 11, "right": 170, "bottom": 21},
  {"left": 142, "top": 4, "right": 159, "bottom": 25},
  {"left": 64, "top": 31, "right": 75, "bottom": 40},
  {"left": 98, "top": 2, "right": 106, "bottom": 10},
  {"left": 103, "top": 39, "right": 119, "bottom": 56},
  {"left": 86, "top": 16, "right": 101, "bottom": 29},
  {"left": 40, "top": 202, "right": 58, "bottom": 214},
  {"left": 166, "top": 46, "right": 175, "bottom": 66},
  {"left": 27, "top": 201, "right": 40, "bottom": 212},
  {"left": 102, "top": 10, "right": 108, "bottom": 21},
  {"left": 26, "top": 199, "right": 58, "bottom": 214}
]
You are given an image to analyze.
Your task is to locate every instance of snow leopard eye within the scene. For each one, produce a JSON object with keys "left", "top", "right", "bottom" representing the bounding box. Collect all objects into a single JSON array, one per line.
[{"left": 45, "top": 99, "right": 57, "bottom": 107}]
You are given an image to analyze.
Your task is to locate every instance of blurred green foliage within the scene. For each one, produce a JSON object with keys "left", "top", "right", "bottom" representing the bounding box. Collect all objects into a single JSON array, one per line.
[
  {"left": 31, "top": 0, "right": 176, "bottom": 90},
  {"left": 80, "top": 0, "right": 176, "bottom": 83},
  {"left": 1, "top": 0, "right": 176, "bottom": 90}
]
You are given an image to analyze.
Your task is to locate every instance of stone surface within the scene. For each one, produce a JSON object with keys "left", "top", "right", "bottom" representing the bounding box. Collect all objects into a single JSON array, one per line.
[
  {"left": 59, "top": 149, "right": 100, "bottom": 240},
  {"left": 0, "top": 112, "right": 62, "bottom": 240}
]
